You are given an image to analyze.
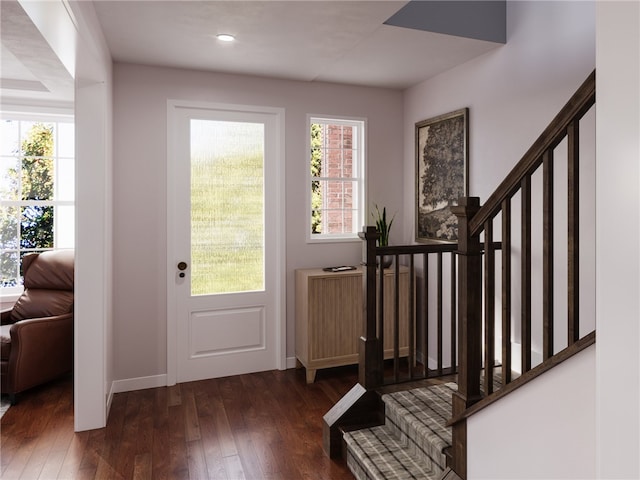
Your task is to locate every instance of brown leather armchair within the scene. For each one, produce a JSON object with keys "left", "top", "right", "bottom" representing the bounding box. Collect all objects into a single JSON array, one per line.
[{"left": 1, "top": 250, "right": 74, "bottom": 403}]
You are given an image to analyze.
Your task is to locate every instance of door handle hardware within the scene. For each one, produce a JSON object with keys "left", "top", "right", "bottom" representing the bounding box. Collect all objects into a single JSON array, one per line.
[{"left": 177, "top": 262, "right": 188, "bottom": 271}]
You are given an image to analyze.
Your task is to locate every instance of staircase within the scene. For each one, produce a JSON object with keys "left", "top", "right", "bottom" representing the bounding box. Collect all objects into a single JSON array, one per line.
[
  {"left": 344, "top": 383, "right": 455, "bottom": 480},
  {"left": 343, "top": 369, "right": 506, "bottom": 480},
  {"left": 323, "top": 70, "right": 597, "bottom": 480}
]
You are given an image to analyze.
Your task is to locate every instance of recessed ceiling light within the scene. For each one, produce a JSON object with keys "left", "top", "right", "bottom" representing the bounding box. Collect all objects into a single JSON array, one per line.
[{"left": 216, "top": 34, "right": 236, "bottom": 42}]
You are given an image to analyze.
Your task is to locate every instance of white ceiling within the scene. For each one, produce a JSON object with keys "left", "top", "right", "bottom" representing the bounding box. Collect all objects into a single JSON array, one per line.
[
  {"left": 0, "top": 0, "right": 74, "bottom": 107},
  {"left": 1, "top": 0, "right": 504, "bottom": 107}
]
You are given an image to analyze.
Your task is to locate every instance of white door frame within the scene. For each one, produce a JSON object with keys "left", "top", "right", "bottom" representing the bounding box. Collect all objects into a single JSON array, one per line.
[{"left": 165, "top": 99, "right": 286, "bottom": 386}]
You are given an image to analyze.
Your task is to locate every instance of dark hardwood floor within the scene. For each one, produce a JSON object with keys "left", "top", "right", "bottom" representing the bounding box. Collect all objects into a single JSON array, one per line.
[{"left": 1, "top": 366, "right": 359, "bottom": 479}]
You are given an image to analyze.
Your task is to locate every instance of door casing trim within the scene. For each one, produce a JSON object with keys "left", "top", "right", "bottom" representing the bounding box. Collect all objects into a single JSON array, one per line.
[{"left": 166, "top": 99, "right": 286, "bottom": 386}]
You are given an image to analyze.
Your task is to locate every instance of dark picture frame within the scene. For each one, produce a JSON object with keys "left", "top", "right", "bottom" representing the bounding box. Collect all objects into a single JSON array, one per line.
[{"left": 415, "top": 108, "right": 469, "bottom": 242}]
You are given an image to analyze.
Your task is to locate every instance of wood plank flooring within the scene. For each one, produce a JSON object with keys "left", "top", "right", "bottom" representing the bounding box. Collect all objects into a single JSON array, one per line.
[{"left": 1, "top": 366, "right": 359, "bottom": 479}]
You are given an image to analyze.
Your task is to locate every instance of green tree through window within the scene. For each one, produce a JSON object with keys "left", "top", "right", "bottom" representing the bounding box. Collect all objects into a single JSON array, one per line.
[
  {"left": 1, "top": 119, "right": 73, "bottom": 288},
  {"left": 20, "top": 123, "right": 54, "bottom": 250}
]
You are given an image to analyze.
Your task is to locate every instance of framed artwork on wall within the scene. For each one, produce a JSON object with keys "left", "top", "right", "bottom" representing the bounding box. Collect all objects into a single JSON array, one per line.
[{"left": 415, "top": 108, "right": 469, "bottom": 242}]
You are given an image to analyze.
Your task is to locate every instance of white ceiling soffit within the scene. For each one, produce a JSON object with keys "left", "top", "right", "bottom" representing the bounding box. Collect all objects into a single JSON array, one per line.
[
  {"left": 0, "top": 0, "right": 74, "bottom": 108},
  {"left": 94, "top": 1, "right": 505, "bottom": 90}
]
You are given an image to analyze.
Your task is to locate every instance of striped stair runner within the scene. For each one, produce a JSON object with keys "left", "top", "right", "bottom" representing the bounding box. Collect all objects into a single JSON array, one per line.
[{"left": 344, "top": 383, "right": 457, "bottom": 480}]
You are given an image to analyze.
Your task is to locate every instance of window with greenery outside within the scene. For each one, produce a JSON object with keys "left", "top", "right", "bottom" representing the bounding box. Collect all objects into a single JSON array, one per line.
[
  {"left": 309, "top": 117, "right": 364, "bottom": 240},
  {"left": 1, "top": 121, "right": 71, "bottom": 288}
]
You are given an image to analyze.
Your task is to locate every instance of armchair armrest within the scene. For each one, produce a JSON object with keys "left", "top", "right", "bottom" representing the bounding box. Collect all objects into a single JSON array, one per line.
[
  {"left": 6, "top": 313, "right": 73, "bottom": 395},
  {"left": 1, "top": 309, "right": 14, "bottom": 325}
]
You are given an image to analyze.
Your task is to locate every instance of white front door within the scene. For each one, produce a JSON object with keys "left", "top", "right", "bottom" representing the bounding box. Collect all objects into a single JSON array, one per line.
[{"left": 167, "top": 101, "right": 285, "bottom": 384}]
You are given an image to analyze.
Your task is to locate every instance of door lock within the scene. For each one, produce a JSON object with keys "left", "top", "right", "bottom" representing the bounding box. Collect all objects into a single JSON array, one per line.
[{"left": 177, "top": 261, "right": 188, "bottom": 278}]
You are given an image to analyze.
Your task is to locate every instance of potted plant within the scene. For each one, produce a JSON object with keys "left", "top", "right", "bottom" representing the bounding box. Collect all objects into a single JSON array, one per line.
[
  {"left": 372, "top": 204, "right": 394, "bottom": 246},
  {"left": 372, "top": 204, "right": 395, "bottom": 267}
]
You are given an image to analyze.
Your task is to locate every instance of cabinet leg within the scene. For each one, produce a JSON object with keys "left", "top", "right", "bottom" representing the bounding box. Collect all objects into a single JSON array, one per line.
[{"left": 306, "top": 368, "right": 317, "bottom": 384}]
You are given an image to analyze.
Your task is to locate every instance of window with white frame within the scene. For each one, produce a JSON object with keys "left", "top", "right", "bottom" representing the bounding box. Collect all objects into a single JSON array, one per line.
[
  {"left": 0, "top": 115, "right": 75, "bottom": 293},
  {"left": 308, "top": 116, "right": 365, "bottom": 241}
]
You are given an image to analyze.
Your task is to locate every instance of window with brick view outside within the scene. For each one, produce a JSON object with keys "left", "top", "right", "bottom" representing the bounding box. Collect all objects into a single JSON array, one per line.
[{"left": 310, "top": 118, "right": 364, "bottom": 240}]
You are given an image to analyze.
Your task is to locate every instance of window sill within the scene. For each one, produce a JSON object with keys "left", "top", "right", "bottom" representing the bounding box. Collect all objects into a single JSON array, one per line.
[
  {"left": 1, "top": 288, "right": 23, "bottom": 306},
  {"left": 306, "top": 236, "right": 362, "bottom": 245}
]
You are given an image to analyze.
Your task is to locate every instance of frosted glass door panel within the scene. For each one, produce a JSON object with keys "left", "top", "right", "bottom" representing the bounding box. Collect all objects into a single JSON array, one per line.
[{"left": 190, "top": 120, "right": 265, "bottom": 295}]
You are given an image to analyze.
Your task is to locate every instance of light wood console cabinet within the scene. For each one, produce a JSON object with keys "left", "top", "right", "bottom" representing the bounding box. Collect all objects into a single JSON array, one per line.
[{"left": 295, "top": 266, "right": 410, "bottom": 383}]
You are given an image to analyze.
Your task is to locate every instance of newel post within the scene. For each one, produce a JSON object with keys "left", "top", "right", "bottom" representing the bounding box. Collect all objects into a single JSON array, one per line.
[
  {"left": 450, "top": 197, "right": 483, "bottom": 479},
  {"left": 359, "top": 226, "right": 383, "bottom": 389}
]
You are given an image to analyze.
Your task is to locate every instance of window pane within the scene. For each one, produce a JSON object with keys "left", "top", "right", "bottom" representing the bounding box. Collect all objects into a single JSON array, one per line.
[
  {"left": 21, "top": 157, "right": 54, "bottom": 200},
  {"left": 0, "top": 205, "right": 19, "bottom": 249},
  {"left": 20, "top": 122, "right": 54, "bottom": 155},
  {"left": 55, "top": 205, "right": 75, "bottom": 248},
  {"left": 311, "top": 180, "right": 322, "bottom": 234},
  {"left": 338, "top": 125, "right": 352, "bottom": 149},
  {"left": 1, "top": 251, "right": 19, "bottom": 287},
  {"left": 324, "top": 180, "right": 355, "bottom": 211},
  {"left": 310, "top": 147, "right": 322, "bottom": 177},
  {"left": 323, "top": 145, "right": 344, "bottom": 178},
  {"left": 57, "top": 157, "right": 74, "bottom": 201},
  {"left": 0, "top": 120, "right": 19, "bottom": 156},
  {"left": 190, "top": 119, "right": 265, "bottom": 295},
  {"left": 319, "top": 129, "right": 354, "bottom": 180},
  {"left": 322, "top": 125, "right": 353, "bottom": 179},
  {"left": 314, "top": 180, "right": 358, "bottom": 234},
  {"left": 20, "top": 205, "right": 54, "bottom": 249},
  {"left": 324, "top": 208, "right": 357, "bottom": 235},
  {"left": 57, "top": 122, "right": 74, "bottom": 158},
  {"left": 0, "top": 156, "right": 20, "bottom": 200}
]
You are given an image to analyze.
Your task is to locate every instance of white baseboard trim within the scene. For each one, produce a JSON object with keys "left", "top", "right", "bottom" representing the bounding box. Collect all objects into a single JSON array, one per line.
[
  {"left": 108, "top": 362, "right": 300, "bottom": 396},
  {"left": 106, "top": 381, "right": 115, "bottom": 417},
  {"left": 286, "top": 356, "right": 298, "bottom": 369},
  {"left": 111, "top": 374, "right": 168, "bottom": 394}
]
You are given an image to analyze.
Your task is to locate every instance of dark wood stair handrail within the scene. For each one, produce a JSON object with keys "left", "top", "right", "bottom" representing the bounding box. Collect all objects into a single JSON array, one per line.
[
  {"left": 468, "top": 70, "right": 595, "bottom": 235},
  {"left": 447, "top": 331, "right": 595, "bottom": 427},
  {"left": 451, "top": 69, "right": 596, "bottom": 479}
]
